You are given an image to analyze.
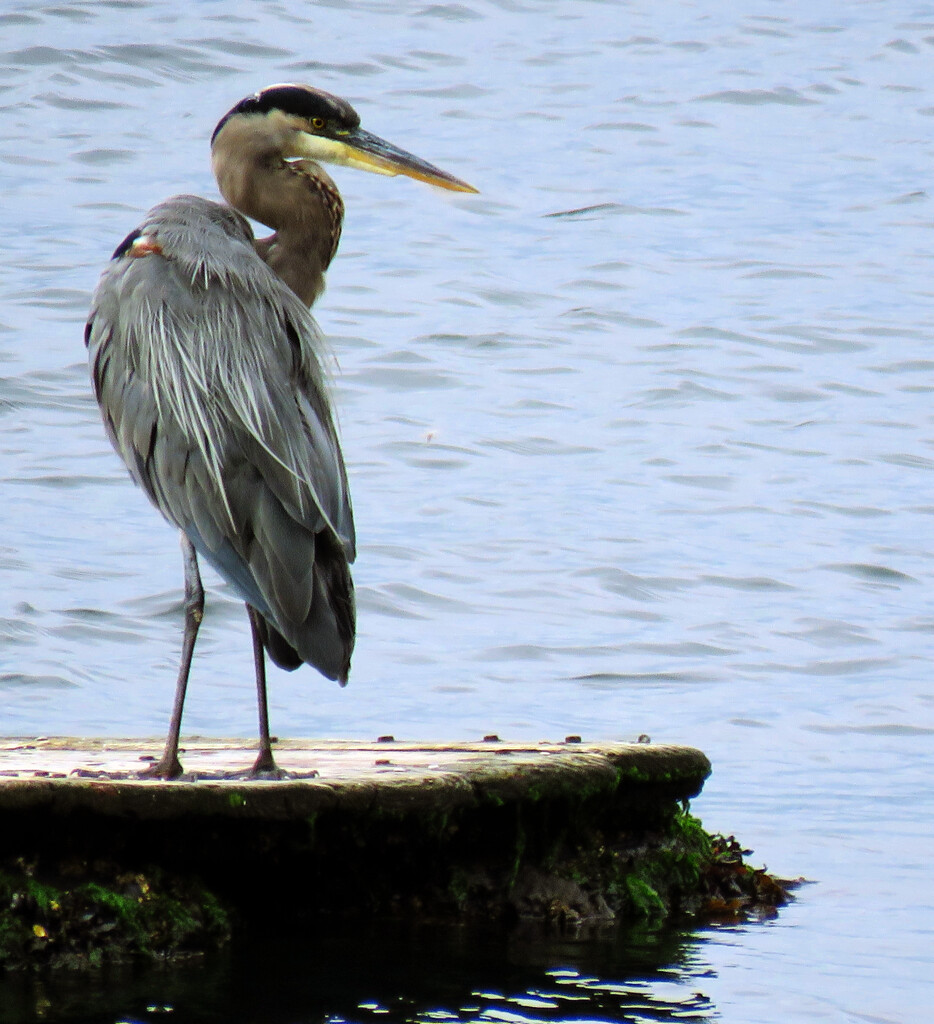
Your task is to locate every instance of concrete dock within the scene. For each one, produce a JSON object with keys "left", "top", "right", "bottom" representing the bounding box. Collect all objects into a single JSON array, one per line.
[
  {"left": 0, "top": 736, "right": 787, "bottom": 970},
  {"left": 0, "top": 736, "right": 709, "bottom": 817}
]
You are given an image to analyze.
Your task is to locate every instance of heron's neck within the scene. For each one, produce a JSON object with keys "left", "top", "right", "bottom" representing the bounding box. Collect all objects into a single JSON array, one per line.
[
  {"left": 213, "top": 137, "right": 344, "bottom": 307},
  {"left": 253, "top": 181, "right": 344, "bottom": 307}
]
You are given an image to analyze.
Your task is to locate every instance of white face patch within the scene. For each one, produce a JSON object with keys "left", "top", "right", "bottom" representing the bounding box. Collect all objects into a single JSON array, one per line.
[{"left": 289, "top": 133, "right": 398, "bottom": 177}]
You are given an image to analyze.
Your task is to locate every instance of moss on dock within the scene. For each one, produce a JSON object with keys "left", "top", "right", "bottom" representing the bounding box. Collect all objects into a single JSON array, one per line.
[{"left": 0, "top": 860, "right": 230, "bottom": 970}]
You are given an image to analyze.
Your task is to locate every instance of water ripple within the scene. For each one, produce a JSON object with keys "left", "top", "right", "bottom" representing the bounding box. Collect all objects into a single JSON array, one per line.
[{"left": 697, "top": 87, "right": 819, "bottom": 105}]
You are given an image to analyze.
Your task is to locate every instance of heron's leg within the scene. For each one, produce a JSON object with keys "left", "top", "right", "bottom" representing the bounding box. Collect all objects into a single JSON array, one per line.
[
  {"left": 142, "top": 533, "right": 204, "bottom": 779},
  {"left": 247, "top": 605, "right": 281, "bottom": 776}
]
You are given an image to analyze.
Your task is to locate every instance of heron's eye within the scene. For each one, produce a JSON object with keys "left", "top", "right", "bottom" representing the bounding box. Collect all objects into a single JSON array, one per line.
[{"left": 311, "top": 117, "right": 326, "bottom": 130}]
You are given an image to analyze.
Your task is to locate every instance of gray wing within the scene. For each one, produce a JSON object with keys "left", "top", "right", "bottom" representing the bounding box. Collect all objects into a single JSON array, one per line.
[{"left": 87, "top": 196, "right": 355, "bottom": 681}]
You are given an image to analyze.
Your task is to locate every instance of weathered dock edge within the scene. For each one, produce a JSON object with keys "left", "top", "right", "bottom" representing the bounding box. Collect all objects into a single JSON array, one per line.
[
  {"left": 0, "top": 739, "right": 789, "bottom": 970},
  {"left": 0, "top": 738, "right": 710, "bottom": 819}
]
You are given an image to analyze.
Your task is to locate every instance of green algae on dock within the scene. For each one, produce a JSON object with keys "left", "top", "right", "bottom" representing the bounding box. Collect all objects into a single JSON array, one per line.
[{"left": 0, "top": 737, "right": 788, "bottom": 970}]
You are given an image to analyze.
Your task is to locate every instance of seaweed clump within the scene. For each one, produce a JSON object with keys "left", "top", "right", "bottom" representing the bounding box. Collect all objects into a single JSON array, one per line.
[
  {"left": 506, "top": 810, "right": 796, "bottom": 928},
  {"left": 0, "top": 857, "right": 230, "bottom": 970},
  {"left": 697, "top": 833, "right": 796, "bottom": 919}
]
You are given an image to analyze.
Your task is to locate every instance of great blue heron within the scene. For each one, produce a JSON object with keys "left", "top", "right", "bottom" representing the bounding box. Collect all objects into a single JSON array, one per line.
[{"left": 85, "top": 85, "right": 476, "bottom": 779}]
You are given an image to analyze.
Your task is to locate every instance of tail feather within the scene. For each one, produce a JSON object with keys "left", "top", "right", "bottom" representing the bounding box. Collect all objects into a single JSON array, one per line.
[{"left": 253, "top": 529, "right": 355, "bottom": 682}]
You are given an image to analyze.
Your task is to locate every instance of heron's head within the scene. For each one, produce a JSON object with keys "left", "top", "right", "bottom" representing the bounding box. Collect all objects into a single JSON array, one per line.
[{"left": 211, "top": 83, "right": 477, "bottom": 193}]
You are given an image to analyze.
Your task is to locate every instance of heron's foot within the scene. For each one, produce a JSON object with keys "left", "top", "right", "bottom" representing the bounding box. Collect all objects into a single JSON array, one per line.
[
  {"left": 139, "top": 755, "right": 184, "bottom": 780},
  {"left": 249, "top": 747, "right": 286, "bottom": 779},
  {"left": 249, "top": 765, "right": 290, "bottom": 780}
]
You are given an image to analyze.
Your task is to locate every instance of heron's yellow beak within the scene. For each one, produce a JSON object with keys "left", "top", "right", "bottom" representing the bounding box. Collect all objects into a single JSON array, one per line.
[{"left": 293, "top": 127, "right": 478, "bottom": 194}]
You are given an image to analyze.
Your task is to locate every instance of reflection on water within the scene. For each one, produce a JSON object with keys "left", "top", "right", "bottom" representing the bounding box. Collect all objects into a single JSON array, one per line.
[{"left": 0, "top": 922, "right": 719, "bottom": 1024}]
